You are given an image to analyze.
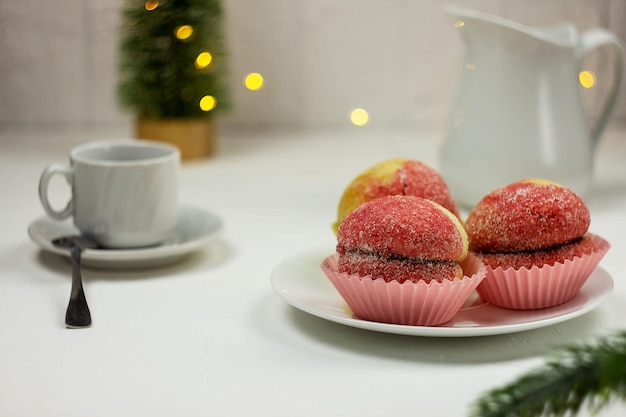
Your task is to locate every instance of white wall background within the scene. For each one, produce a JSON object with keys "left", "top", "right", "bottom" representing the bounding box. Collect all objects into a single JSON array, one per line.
[{"left": 0, "top": 0, "right": 625, "bottom": 132}]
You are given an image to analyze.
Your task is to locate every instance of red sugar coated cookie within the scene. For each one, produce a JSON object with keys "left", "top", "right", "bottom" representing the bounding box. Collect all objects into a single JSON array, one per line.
[
  {"left": 475, "top": 234, "right": 598, "bottom": 270},
  {"left": 334, "top": 158, "right": 460, "bottom": 232},
  {"left": 338, "top": 252, "right": 462, "bottom": 283},
  {"left": 465, "top": 179, "right": 590, "bottom": 253},
  {"left": 337, "top": 195, "right": 468, "bottom": 262}
]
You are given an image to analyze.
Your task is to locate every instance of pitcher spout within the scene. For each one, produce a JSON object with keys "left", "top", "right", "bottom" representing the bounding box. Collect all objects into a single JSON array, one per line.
[{"left": 446, "top": 5, "right": 578, "bottom": 51}]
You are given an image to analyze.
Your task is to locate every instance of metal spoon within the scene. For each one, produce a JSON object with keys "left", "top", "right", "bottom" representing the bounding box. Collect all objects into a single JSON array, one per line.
[{"left": 52, "top": 235, "right": 98, "bottom": 328}]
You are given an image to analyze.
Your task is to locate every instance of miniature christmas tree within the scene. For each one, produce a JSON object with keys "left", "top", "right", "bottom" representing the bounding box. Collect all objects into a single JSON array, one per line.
[
  {"left": 471, "top": 331, "right": 626, "bottom": 417},
  {"left": 117, "top": 0, "right": 230, "bottom": 119}
]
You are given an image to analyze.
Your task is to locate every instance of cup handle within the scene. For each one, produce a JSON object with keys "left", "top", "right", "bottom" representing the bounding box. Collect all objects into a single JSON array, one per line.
[
  {"left": 39, "top": 164, "right": 74, "bottom": 220},
  {"left": 579, "top": 28, "right": 625, "bottom": 144}
]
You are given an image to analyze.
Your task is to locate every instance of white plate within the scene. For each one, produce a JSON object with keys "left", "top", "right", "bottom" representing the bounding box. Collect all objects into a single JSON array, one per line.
[
  {"left": 28, "top": 205, "right": 223, "bottom": 269},
  {"left": 271, "top": 248, "right": 614, "bottom": 337}
]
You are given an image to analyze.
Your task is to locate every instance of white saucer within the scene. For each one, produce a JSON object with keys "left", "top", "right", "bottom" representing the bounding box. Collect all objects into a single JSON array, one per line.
[
  {"left": 28, "top": 205, "right": 223, "bottom": 269},
  {"left": 271, "top": 248, "right": 614, "bottom": 337}
]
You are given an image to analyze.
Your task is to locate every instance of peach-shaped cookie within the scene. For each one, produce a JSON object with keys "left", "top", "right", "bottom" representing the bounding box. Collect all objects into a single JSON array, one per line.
[
  {"left": 333, "top": 158, "right": 460, "bottom": 232},
  {"left": 337, "top": 195, "right": 467, "bottom": 264},
  {"left": 322, "top": 195, "right": 486, "bottom": 326},
  {"left": 465, "top": 179, "right": 590, "bottom": 253},
  {"left": 465, "top": 179, "right": 610, "bottom": 309}
]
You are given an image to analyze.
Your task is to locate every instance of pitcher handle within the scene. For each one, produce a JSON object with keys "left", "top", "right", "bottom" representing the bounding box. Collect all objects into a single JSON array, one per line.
[{"left": 578, "top": 28, "right": 625, "bottom": 145}]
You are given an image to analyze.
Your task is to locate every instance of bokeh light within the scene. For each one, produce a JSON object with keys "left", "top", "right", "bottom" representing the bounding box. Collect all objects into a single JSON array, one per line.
[
  {"left": 195, "top": 52, "right": 213, "bottom": 69},
  {"left": 199, "top": 95, "right": 217, "bottom": 111},
  {"left": 175, "top": 25, "right": 193, "bottom": 40},
  {"left": 244, "top": 73, "right": 264, "bottom": 91},
  {"left": 579, "top": 70, "right": 596, "bottom": 88},
  {"left": 350, "top": 108, "right": 369, "bottom": 126},
  {"left": 454, "top": 21, "right": 465, "bottom": 28},
  {"left": 145, "top": 1, "right": 159, "bottom": 11}
]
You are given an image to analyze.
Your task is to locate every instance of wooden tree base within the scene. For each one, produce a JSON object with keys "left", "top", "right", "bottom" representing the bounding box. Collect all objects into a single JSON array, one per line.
[{"left": 135, "top": 118, "right": 216, "bottom": 160}]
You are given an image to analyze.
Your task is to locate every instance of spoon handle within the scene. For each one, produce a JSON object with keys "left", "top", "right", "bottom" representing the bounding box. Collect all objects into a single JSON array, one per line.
[{"left": 65, "top": 246, "right": 92, "bottom": 328}]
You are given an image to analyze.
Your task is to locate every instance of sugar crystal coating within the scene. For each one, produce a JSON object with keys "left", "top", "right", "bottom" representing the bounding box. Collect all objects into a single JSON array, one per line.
[
  {"left": 334, "top": 158, "right": 460, "bottom": 232},
  {"left": 336, "top": 196, "right": 468, "bottom": 283},
  {"left": 465, "top": 180, "right": 590, "bottom": 253},
  {"left": 337, "top": 195, "right": 468, "bottom": 262}
]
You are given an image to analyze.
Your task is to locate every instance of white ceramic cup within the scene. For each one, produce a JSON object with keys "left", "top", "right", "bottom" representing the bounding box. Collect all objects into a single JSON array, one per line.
[{"left": 39, "top": 139, "right": 180, "bottom": 248}]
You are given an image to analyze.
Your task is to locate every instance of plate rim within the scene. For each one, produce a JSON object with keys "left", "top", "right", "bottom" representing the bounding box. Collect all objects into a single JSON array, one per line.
[
  {"left": 28, "top": 205, "right": 223, "bottom": 263},
  {"left": 271, "top": 248, "right": 613, "bottom": 337}
]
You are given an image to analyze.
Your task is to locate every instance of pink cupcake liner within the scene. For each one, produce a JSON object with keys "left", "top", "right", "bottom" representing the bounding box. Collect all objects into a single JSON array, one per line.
[
  {"left": 476, "top": 234, "right": 611, "bottom": 310},
  {"left": 320, "top": 253, "right": 486, "bottom": 326}
]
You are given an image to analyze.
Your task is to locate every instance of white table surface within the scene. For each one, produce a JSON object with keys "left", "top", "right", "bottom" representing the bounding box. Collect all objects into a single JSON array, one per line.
[{"left": 1, "top": 124, "right": 626, "bottom": 417}]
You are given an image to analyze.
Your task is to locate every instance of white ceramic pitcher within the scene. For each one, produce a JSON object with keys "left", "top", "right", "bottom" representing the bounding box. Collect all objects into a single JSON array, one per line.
[{"left": 439, "top": 5, "right": 624, "bottom": 208}]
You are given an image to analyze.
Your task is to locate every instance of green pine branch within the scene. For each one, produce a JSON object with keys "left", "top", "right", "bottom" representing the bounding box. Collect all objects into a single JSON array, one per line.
[{"left": 470, "top": 331, "right": 626, "bottom": 417}]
